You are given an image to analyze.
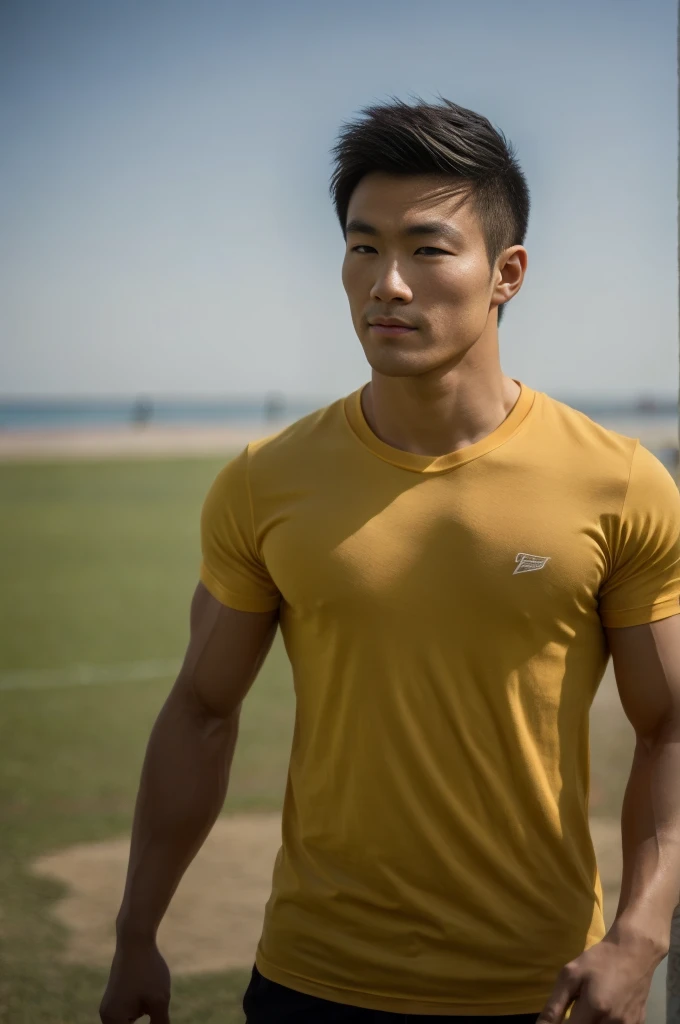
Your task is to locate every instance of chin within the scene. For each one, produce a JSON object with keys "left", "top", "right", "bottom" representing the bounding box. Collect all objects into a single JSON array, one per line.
[
  {"left": 368, "top": 358, "right": 429, "bottom": 378},
  {"left": 361, "top": 338, "right": 451, "bottom": 378}
]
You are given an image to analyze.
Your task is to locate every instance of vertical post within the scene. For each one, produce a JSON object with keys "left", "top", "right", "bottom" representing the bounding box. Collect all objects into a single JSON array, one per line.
[{"left": 670, "top": 3, "right": 680, "bottom": 1021}]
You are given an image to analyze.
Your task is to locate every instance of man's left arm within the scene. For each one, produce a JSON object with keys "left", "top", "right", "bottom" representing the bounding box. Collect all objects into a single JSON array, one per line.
[
  {"left": 538, "top": 615, "right": 680, "bottom": 1023},
  {"left": 607, "top": 616, "right": 680, "bottom": 949}
]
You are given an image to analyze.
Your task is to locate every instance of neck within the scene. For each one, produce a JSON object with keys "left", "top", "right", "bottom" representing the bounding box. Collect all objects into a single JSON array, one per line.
[{"left": 361, "top": 342, "right": 520, "bottom": 458}]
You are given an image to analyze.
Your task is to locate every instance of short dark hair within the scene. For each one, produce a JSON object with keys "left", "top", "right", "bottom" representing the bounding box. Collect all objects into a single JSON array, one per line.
[{"left": 330, "top": 97, "right": 530, "bottom": 325}]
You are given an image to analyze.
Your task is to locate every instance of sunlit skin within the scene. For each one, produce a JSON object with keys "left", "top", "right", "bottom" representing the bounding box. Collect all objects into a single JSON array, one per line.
[{"left": 341, "top": 172, "right": 528, "bottom": 456}]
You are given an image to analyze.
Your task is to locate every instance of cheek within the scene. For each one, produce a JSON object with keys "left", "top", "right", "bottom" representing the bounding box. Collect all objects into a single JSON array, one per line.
[
  {"left": 342, "top": 263, "right": 370, "bottom": 320},
  {"left": 341, "top": 258, "right": 359, "bottom": 293},
  {"left": 426, "top": 259, "right": 490, "bottom": 306}
]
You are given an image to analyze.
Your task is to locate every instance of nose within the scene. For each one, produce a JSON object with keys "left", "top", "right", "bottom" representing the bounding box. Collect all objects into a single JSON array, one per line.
[{"left": 369, "top": 260, "right": 413, "bottom": 304}]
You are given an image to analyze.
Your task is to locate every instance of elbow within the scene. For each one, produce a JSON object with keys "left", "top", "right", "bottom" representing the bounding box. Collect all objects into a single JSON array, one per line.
[
  {"left": 167, "top": 669, "right": 243, "bottom": 732},
  {"left": 637, "top": 711, "right": 680, "bottom": 753}
]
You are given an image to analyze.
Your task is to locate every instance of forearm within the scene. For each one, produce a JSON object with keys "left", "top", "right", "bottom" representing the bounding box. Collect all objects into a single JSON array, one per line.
[
  {"left": 612, "top": 717, "right": 680, "bottom": 953},
  {"left": 116, "top": 680, "right": 240, "bottom": 942}
]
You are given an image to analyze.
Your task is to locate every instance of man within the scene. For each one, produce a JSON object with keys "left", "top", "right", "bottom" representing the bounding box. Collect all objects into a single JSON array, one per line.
[{"left": 100, "top": 99, "right": 680, "bottom": 1023}]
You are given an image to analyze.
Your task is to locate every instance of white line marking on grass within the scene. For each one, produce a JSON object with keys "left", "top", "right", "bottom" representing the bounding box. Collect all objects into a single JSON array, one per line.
[{"left": 0, "top": 659, "right": 180, "bottom": 692}]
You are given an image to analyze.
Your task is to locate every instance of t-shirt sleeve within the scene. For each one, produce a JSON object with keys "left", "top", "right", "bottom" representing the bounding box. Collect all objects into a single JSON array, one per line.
[
  {"left": 598, "top": 442, "right": 680, "bottom": 628},
  {"left": 199, "top": 446, "right": 281, "bottom": 613}
]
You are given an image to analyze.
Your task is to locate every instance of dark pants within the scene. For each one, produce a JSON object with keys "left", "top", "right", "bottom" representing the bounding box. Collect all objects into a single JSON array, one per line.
[{"left": 243, "top": 964, "right": 541, "bottom": 1022}]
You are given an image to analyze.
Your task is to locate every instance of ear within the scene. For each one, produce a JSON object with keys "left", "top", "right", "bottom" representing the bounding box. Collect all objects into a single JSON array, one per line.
[{"left": 492, "top": 245, "right": 528, "bottom": 307}]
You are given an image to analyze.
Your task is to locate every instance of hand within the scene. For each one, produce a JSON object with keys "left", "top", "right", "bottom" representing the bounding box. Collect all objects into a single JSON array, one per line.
[
  {"left": 99, "top": 939, "right": 171, "bottom": 1023},
  {"left": 536, "top": 927, "right": 664, "bottom": 1023}
]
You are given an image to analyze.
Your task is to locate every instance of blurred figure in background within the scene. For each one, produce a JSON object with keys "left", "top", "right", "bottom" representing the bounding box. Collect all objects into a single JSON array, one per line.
[
  {"left": 130, "top": 396, "right": 153, "bottom": 428},
  {"left": 263, "top": 391, "right": 286, "bottom": 424}
]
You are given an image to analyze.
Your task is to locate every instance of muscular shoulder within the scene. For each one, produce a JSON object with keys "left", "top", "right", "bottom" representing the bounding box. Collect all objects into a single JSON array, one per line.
[
  {"left": 537, "top": 391, "right": 637, "bottom": 465},
  {"left": 246, "top": 395, "right": 352, "bottom": 483},
  {"left": 533, "top": 391, "right": 640, "bottom": 499}
]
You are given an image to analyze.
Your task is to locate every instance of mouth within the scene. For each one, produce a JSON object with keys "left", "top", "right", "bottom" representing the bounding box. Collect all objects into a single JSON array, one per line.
[{"left": 368, "top": 319, "right": 417, "bottom": 336}]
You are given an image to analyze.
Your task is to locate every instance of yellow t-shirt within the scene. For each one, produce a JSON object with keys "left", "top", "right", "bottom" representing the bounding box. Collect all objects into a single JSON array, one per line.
[{"left": 200, "top": 382, "right": 680, "bottom": 1016}]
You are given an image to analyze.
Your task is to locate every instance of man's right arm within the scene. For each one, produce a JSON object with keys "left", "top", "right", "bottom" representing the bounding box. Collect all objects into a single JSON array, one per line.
[{"left": 99, "top": 581, "right": 279, "bottom": 1024}]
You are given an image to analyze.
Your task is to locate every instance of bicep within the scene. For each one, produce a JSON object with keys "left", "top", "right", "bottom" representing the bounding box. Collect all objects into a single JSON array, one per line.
[
  {"left": 606, "top": 616, "right": 680, "bottom": 743},
  {"left": 177, "top": 581, "right": 279, "bottom": 718}
]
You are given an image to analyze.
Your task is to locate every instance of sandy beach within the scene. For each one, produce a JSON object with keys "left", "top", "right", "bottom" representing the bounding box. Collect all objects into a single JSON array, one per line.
[{"left": 0, "top": 422, "right": 290, "bottom": 460}]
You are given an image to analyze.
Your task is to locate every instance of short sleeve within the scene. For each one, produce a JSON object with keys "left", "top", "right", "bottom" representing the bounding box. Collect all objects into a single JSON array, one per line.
[
  {"left": 599, "top": 442, "right": 680, "bottom": 628},
  {"left": 199, "top": 447, "right": 281, "bottom": 613}
]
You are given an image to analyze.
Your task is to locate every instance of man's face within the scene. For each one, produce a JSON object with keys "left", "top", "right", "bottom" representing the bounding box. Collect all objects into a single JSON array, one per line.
[{"left": 341, "top": 172, "right": 504, "bottom": 378}]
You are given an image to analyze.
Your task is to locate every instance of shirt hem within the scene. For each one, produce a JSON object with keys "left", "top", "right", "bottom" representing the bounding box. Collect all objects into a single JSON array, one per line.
[
  {"left": 600, "top": 596, "right": 680, "bottom": 628},
  {"left": 199, "top": 562, "right": 280, "bottom": 613},
  {"left": 254, "top": 950, "right": 546, "bottom": 1016}
]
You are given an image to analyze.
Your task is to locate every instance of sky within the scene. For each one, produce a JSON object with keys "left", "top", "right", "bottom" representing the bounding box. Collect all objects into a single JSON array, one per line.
[{"left": 1, "top": 0, "right": 677, "bottom": 401}]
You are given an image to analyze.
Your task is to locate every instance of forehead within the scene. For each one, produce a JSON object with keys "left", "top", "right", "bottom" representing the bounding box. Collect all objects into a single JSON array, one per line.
[{"left": 346, "top": 172, "right": 482, "bottom": 237}]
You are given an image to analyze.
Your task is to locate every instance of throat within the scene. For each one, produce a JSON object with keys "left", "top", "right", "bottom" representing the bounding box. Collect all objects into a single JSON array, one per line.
[{"left": 361, "top": 377, "right": 522, "bottom": 458}]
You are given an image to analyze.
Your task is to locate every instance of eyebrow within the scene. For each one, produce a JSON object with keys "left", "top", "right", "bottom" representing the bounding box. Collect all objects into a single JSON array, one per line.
[{"left": 345, "top": 219, "right": 465, "bottom": 246}]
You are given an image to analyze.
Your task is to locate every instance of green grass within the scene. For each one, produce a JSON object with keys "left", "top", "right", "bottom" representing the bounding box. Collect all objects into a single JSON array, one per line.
[
  {"left": 0, "top": 457, "right": 295, "bottom": 1024},
  {"left": 2, "top": 458, "right": 218, "bottom": 670}
]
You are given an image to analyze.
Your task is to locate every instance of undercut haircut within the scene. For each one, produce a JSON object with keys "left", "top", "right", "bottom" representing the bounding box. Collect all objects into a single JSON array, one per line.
[{"left": 330, "top": 97, "right": 530, "bottom": 325}]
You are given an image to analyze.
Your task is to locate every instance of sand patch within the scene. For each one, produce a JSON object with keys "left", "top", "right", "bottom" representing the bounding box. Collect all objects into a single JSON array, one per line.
[
  {"left": 31, "top": 813, "right": 282, "bottom": 974},
  {"left": 0, "top": 424, "right": 285, "bottom": 461},
  {"left": 30, "top": 814, "right": 623, "bottom": 975}
]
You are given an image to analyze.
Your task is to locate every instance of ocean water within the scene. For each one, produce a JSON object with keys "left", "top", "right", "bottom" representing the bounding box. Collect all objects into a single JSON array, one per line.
[
  {"left": 0, "top": 395, "right": 677, "bottom": 432},
  {"left": 0, "top": 396, "right": 321, "bottom": 431}
]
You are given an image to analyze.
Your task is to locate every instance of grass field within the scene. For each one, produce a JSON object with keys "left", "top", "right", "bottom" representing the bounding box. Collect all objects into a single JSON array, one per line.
[
  {"left": 0, "top": 456, "right": 668, "bottom": 1022},
  {"left": 0, "top": 457, "right": 296, "bottom": 1023}
]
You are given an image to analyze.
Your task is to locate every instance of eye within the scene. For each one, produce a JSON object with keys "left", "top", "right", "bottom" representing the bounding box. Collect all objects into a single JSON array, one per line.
[
  {"left": 350, "top": 244, "right": 377, "bottom": 254},
  {"left": 415, "top": 246, "right": 450, "bottom": 256}
]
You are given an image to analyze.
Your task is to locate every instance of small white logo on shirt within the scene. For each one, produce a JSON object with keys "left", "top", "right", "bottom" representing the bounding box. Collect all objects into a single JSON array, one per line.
[{"left": 513, "top": 553, "right": 550, "bottom": 575}]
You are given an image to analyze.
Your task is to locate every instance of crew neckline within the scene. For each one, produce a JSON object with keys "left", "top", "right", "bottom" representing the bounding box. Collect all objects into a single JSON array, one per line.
[{"left": 343, "top": 380, "right": 537, "bottom": 474}]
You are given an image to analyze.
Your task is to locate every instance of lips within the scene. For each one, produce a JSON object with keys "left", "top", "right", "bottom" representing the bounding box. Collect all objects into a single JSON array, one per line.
[
  {"left": 370, "top": 324, "right": 415, "bottom": 335},
  {"left": 368, "top": 319, "right": 417, "bottom": 335}
]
